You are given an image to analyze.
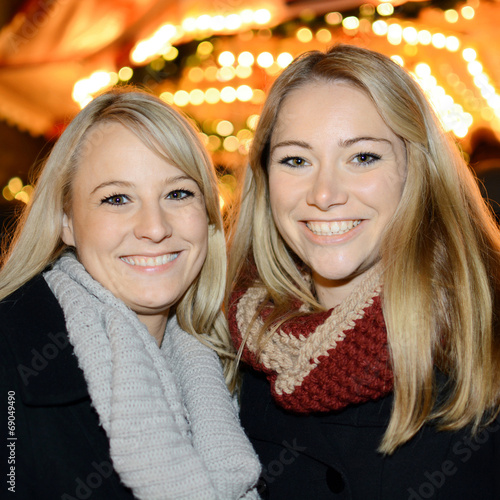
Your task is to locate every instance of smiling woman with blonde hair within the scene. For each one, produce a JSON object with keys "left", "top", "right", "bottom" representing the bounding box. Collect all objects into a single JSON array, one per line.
[
  {"left": 227, "top": 44, "right": 500, "bottom": 498},
  {"left": 0, "top": 88, "right": 260, "bottom": 499}
]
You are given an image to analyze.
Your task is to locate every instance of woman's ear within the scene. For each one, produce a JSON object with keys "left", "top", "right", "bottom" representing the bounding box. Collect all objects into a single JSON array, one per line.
[{"left": 61, "top": 213, "right": 76, "bottom": 247}]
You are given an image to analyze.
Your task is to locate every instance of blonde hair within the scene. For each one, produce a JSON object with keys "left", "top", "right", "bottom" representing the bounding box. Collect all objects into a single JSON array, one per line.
[
  {"left": 1, "top": 88, "right": 237, "bottom": 389},
  {"left": 228, "top": 44, "right": 500, "bottom": 452}
]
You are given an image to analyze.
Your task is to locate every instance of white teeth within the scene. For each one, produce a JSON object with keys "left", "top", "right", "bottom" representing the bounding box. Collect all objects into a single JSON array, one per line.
[
  {"left": 121, "top": 253, "right": 179, "bottom": 267},
  {"left": 306, "top": 220, "right": 361, "bottom": 235}
]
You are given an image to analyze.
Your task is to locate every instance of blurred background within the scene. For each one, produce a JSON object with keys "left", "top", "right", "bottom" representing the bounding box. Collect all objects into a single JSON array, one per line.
[{"left": 1, "top": 0, "right": 500, "bottom": 234}]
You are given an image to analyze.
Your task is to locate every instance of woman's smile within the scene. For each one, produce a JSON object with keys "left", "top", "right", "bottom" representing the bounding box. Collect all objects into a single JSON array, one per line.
[
  {"left": 120, "top": 253, "right": 180, "bottom": 267},
  {"left": 305, "top": 220, "right": 362, "bottom": 236}
]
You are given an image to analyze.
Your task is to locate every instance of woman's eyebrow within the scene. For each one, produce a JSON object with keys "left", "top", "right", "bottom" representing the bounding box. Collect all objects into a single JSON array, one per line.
[
  {"left": 90, "top": 180, "right": 134, "bottom": 195},
  {"left": 270, "top": 140, "right": 311, "bottom": 155},
  {"left": 339, "top": 136, "right": 392, "bottom": 147},
  {"left": 90, "top": 175, "right": 195, "bottom": 196}
]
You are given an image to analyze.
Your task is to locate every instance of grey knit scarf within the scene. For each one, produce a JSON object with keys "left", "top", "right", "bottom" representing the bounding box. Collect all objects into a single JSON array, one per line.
[{"left": 44, "top": 254, "right": 260, "bottom": 500}]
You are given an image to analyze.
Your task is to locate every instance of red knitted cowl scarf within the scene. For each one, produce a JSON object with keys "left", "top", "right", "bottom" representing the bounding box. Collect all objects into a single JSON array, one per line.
[{"left": 228, "top": 265, "right": 394, "bottom": 413}]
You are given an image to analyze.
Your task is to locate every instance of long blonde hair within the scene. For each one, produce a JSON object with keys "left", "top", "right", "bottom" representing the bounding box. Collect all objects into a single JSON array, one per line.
[
  {"left": 1, "top": 88, "right": 237, "bottom": 389},
  {"left": 227, "top": 44, "right": 500, "bottom": 452}
]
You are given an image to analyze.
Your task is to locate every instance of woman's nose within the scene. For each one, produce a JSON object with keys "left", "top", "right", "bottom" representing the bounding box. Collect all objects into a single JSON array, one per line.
[
  {"left": 133, "top": 203, "right": 172, "bottom": 242},
  {"left": 306, "top": 166, "right": 348, "bottom": 211}
]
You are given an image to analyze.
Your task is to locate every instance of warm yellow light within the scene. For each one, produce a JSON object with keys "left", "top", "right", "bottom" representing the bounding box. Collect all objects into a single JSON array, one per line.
[
  {"left": 251, "top": 89, "right": 266, "bottom": 104},
  {"left": 238, "top": 51, "right": 254, "bottom": 66},
  {"left": 204, "top": 66, "right": 218, "bottom": 81},
  {"left": 240, "top": 9, "right": 254, "bottom": 24},
  {"left": 15, "top": 191, "right": 29, "bottom": 204},
  {"left": 372, "top": 20, "right": 388, "bottom": 36},
  {"left": 403, "top": 45, "right": 418, "bottom": 57},
  {"left": 163, "top": 46, "right": 178, "bottom": 61},
  {"left": 159, "top": 92, "right": 174, "bottom": 105},
  {"left": 387, "top": 23, "right": 403, "bottom": 45},
  {"left": 223, "top": 136, "right": 239, "bottom": 152},
  {"left": 297, "top": 27, "right": 313, "bottom": 43},
  {"left": 445, "top": 36, "right": 460, "bottom": 52},
  {"left": 415, "top": 63, "right": 431, "bottom": 78},
  {"left": 118, "top": 67, "right": 133, "bottom": 81},
  {"left": 417, "top": 30, "right": 432, "bottom": 45},
  {"left": 188, "top": 67, "right": 204, "bottom": 83},
  {"left": 2, "top": 186, "right": 14, "bottom": 201},
  {"left": 22, "top": 185, "right": 34, "bottom": 197},
  {"left": 197, "top": 41, "right": 213, "bottom": 56},
  {"left": 316, "top": 28, "right": 332, "bottom": 44},
  {"left": 220, "top": 86, "right": 237, "bottom": 103},
  {"left": 342, "top": 17, "right": 359, "bottom": 30},
  {"left": 277, "top": 52, "right": 293, "bottom": 68},
  {"left": 431, "top": 33, "right": 446, "bottom": 49},
  {"left": 189, "top": 89, "right": 205, "bottom": 105},
  {"left": 360, "top": 4, "right": 375, "bottom": 16},
  {"left": 217, "top": 66, "right": 236, "bottom": 81},
  {"left": 216, "top": 120, "right": 234, "bottom": 136},
  {"left": 235, "top": 65, "right": 252, "bottom": 78},
  {"left": 90, "top": 71, "right": 111, "bottom": 89},
  {"left": 173, "top": 90, "right": 190, "bottom": 107},
  {"left": 467, "top": 60, "right": 483, "bottom": 76},
  {"left": 254, "top": 9, "right": 271, "bottom": 25},
  {"left": 265, "top": 63, "right": 282, "bottom": 76},
  {"left": 444, "top": 9, "right": 459, "bottom": 23},
  {"left": 402, "top": 26, "right": 418, "bottom": 45},
  {"left": 377, "top": 3, "right": 394, "bottom": 16},
  {"left": 325, "top": 12, "right": 342, "bottom": 25},
  {"left": 131, "top": 41, "right": 152, "bottom": 63},
  {"left": 210, "top": 15, "right": 225, "bottom": 31},
  {"left": 225, "top": 14, "right": 242, "bottom": 30},
  {"left": 218, "top": 51, "right": 235, "bottom": 67},
  {"left": 247, "top": 114, "right": 260, "bottom": 130},
  {"left": 196, "top": 15, "right": 211, "bottom": 31},
  {"left": 237, "top": 129, "right": 253, "bottom": 142},
  {"left": 182, "top": 17, "right": 197, "bottom": 32},
  {"left": 461, "top": 6, "right": 475, "bottom": 20},
  {"left": 79, "top": 96, "right": 93, "bottom": 108},
  {"left": 462, "top": 48, "right": 477, "bottom": 62},
  {"left": 256, "top": 52, "right": 274, "bottom": 68},
  {"left": 207, "top": 135, "right": 221, "bottom": 151},
  {"left": 236, "top": 85, "right": 253, "bottom": 102},
  {"left": 205, "top": 88, "right": 220, "bottom": 104},
  {"left": 8, "top": 177, "right": 23, "bottom": 194},
  {"left": 391, "top": 55, "right": 404, "bottom": 67}
]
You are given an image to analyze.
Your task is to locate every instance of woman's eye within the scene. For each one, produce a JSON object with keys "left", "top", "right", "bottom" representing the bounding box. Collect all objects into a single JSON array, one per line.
[
  {"left": 101, "top": 194, "right": 129, "bottom": 206},
  {"left": 280, "top": 156, "right": 310, "bottom": 168},
  {"left": 167, "top": 189, "right": 194, "bottom": 200},
  {"left": 352, "top": 152, "right": 381, "bottom": 165}
]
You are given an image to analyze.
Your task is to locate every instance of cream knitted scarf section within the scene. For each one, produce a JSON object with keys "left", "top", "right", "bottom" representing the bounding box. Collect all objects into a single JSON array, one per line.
[{"left": 44, "top": 254, "right": 260, "bottom": 500}]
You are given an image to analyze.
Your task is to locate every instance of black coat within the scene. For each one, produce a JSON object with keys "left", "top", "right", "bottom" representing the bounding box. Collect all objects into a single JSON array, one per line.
[
  {"left": 0, "top": 275, "right": 135, "bottom": 500},
  {"left": 240, "top": 367, "right": 500, "bottom": 500}
]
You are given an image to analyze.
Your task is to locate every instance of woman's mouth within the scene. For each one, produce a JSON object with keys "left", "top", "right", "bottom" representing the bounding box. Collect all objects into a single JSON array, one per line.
[
  {"left": 306, "top": 220, "right": 362, "bottom": 236},
  {"left": 120, "top": 253, "right": 179, "bottom": 267}
]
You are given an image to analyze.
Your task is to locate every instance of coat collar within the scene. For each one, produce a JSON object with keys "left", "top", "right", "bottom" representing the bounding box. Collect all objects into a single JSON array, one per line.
[{"left": 1, "top": 274, "right": 89, "bottom": 406}]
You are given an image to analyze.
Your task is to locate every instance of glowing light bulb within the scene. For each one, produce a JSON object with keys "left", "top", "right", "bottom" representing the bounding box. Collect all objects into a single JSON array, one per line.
[
  {"left": 238, "top": 51, "right": 254, "bottom": 66},
  {"left": 256, "top": 52, "right": 273, "bottom": 68},
  {"left": 277, "top": 52, "right": 293, "bottom": 68},
  {"left": 254, "top": 9, "right": 271, "bottom": 25},
  {"left": 218, "top": 51, "right": 235, "bottom": 67}
]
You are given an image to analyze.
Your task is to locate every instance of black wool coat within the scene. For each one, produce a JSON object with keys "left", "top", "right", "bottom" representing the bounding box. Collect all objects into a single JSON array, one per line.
[
  {"left": 240, "top": 368, "right": 500, "bottom": 500},
  {"left": 0, "top": 275, "right": 136, "bottom": 500}
]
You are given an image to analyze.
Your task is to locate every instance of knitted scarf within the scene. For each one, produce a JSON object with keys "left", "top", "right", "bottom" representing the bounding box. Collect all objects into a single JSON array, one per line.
[
  {"left": 229, "top": 265, "right": 393, "bottom": 413},
  {"left": 44, "top": 254, "right": 260, "bottom": 500}
]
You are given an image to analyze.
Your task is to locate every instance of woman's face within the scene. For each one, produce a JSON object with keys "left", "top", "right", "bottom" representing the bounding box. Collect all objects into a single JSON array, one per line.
[
  {"left": 62, "top": 122, "right": 208, "bottom": 338},
  {"left": 268, "top": 81, "right": 406, "bottom": 308}
]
